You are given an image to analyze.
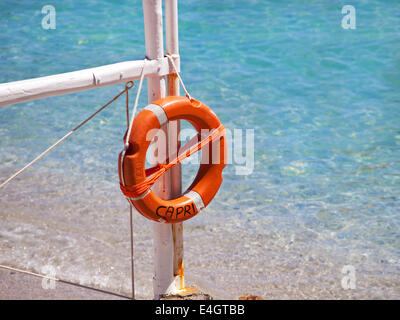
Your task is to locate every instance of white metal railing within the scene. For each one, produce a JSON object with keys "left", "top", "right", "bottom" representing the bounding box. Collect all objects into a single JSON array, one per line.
[{"left": 0, "top": 56, "right": 179, "bottom": 107}]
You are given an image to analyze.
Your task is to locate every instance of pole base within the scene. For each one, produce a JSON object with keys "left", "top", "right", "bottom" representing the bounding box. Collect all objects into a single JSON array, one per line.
[{"left": 160, "top": 286, "right": 212, "bottom": 300}]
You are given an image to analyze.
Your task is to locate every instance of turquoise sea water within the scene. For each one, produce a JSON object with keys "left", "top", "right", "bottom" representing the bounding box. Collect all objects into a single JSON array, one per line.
[{"left": 1, "top": 0, "right": 399, "bottom": 299}]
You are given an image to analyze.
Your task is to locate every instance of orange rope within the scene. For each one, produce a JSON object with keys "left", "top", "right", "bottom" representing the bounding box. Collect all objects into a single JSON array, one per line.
[{"left": 120, "top": 125, "right": 225, "bottom": 199}]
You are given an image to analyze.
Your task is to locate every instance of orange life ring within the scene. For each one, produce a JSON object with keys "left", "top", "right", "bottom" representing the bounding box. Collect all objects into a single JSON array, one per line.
[{"left": 118, "top": 96, "right": 227, "bottom": 223}]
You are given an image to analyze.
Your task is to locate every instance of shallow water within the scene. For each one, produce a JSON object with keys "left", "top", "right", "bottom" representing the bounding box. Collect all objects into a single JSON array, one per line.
[{"left": 1, "top": 0, "right": 399, "bottom": 299}]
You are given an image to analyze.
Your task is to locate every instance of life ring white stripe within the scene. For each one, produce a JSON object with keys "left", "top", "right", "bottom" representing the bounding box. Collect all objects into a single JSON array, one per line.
[
  {"left": 144, "top": 104, "right": 168, "bottom": 126},
  {"left": 184, "top": 190, "right": 205, "bottom": 212}
]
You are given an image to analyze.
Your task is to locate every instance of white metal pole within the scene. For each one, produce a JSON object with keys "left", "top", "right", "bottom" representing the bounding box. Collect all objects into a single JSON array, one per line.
[
  {"left": 143, "top": 0, "right": 176, "bottom": 299},
  {"left": 165, "top": 0, "right": 184, "bottom": 291}
]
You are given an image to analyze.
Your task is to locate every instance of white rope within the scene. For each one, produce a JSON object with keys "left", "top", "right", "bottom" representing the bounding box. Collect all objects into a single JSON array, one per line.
[
  {"left": 124, "top": 59, "right": 147, "bottom": 151},
  {"left": 0, "top": 131, "right": 73, "bottom": 189},
  {"left": 0, "top": 264, "right": 58, "bottom": 282},
  {"left": 120, "top": 59, "right": 146, "bottom": 188},
  {"left": 166, "top": 54, "right": 192, "bottom": 100}
]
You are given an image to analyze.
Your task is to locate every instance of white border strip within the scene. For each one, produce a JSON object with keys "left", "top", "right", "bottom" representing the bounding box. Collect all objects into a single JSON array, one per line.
[
  {"left": 144, "top": 103, "right": 168, "bottom": 126},
  {"left": 184, "top": 190, "right": 205, "bottom": 212}
]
